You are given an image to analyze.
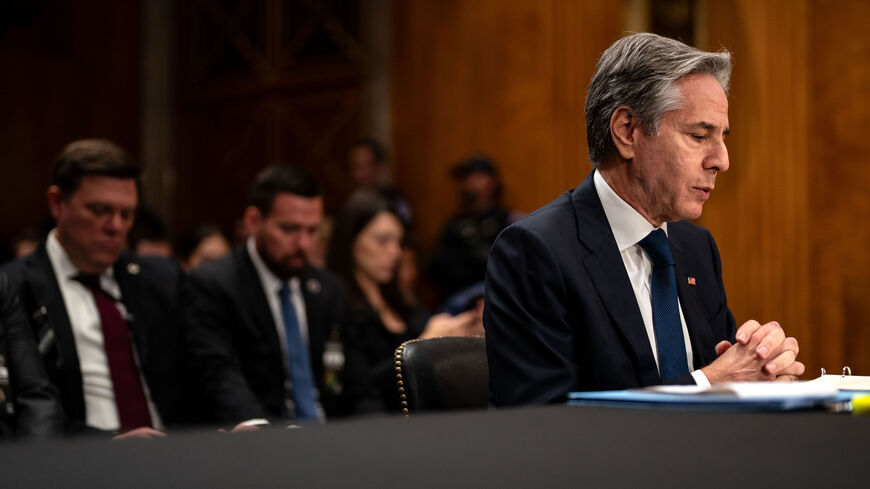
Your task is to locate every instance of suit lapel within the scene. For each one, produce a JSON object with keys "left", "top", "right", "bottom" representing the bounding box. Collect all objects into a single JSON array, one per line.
[
  {"left": 238, "top": 248, "right": 283, "bottom": 353},
  {"left": 300, "top": 269, "right": 325, "bottom": 379},
  {"left": 670, "top": 234, "right": 715, "bottom": 369},
  {"left": 27, "top": 249, "right": 78, "bottom": 371},
  {"left": 573, "top": 172, "right": 661, "bottom": 386},
  {"left": 25, "top": 246, "right": 84, "bottom": 419},
  {"left": 114, "top": 252, "right": 150, "bottom": 365}
]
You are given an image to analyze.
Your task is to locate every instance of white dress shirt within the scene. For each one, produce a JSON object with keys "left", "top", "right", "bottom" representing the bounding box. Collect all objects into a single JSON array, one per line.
[
  {"left": 46, "top": 230, "right": 163, "bottom": 431},
  {"left": 247, "top": 238, "right": 323, "bottom": 421},
  {"left": 592, "top": 171, "right": 710, "bottom": 387}
]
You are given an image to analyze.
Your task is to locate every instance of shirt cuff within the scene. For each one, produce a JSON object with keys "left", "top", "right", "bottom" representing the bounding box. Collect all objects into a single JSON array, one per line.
[
  {"left": 691, "top": 369, "right": 711, "bottom": 389},
  {"left": 238, "top": 418, "right": 270, "bottom": 427}
]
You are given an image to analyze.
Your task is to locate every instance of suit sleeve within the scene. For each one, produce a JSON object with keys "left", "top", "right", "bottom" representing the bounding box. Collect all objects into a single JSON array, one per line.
[
  {"left": 182, "top": 272, "right": 268, "bottom": 423},
  {"left": 484, "top": 224, "right": 579, "bottom": 407},
  {"left": 0, "top": 273, "right": 64, "bottom": 438},
  {"left": 709, "top": 232, "right": 737, "bottom": 344}
]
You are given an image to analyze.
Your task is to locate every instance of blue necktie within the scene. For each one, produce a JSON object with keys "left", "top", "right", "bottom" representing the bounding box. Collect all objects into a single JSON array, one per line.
[
  {"left": 278, "top": 284, "right": 318, "bottom": 420},
  {"left": 638, "top": 229, "right": 689, "bottom": 383}
]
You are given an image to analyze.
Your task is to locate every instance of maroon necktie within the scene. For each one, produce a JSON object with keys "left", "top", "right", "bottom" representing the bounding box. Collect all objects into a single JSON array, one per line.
[{"left": 76, "top": 274, "right": 153, "bottom": 431}]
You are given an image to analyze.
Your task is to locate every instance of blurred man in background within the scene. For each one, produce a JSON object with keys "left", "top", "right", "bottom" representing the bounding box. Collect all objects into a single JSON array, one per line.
[
  {"left": 1, "top": 139, "right": 192, "bottom": 437},
  {"left": 430, "top": 155, "right": 518, "bottom": 302},
  {"left": 184, "top": 164, "right": 355, "bottom": 427}
]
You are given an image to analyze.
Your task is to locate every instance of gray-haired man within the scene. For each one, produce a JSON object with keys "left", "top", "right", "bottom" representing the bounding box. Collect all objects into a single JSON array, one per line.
[{"left": 484, "top": 33, "right": 803, "bottom": 407}]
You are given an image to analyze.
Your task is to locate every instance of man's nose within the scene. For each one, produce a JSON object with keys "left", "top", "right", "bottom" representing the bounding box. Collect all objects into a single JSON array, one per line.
[
  {"left": 707, "top": 140, "right": 729, "bottom": 173},
  {"left": 298, "top": 231, "right": 316, "bottom": 252},
  {"left": 104, "top": 212, "right": 125, "bottom": 234},
  {"left": 390, "top": 242, "right": 403, "bottom": 260}
]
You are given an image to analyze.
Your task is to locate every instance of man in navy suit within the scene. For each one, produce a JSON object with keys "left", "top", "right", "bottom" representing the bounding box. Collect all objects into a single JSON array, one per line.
[
  {"left": 1, "top": 139, "right": 190, "bottom": 436},
  {"left": 183, "top": 165, "right": 357, "bottom": 427},
  {"left": 484, "top": 33, "right": 804, "bottom": 407}
]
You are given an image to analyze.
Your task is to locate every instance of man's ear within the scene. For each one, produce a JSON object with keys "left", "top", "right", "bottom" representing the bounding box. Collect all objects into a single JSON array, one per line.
[
  {"left": 609, "top": 106, "right": 640, "bottom": 161},
  {"left": 47, "top": 185, "right": 63, "bottom": 220},
  {"left": 243, "top": 206, "right": 262, "bottom": 233}
]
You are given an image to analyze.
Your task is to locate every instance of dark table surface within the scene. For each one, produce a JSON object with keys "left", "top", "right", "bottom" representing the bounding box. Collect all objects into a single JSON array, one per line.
[{"left": 3, "top": 405, "right": 869, "bottom": 488}]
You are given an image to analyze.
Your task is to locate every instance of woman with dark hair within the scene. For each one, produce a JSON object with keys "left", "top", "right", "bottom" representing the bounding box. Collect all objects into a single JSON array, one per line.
[
  {"left": 179, "top": 223, "right": 231, "bottom": 271},
  {"left": 328, "top": 189, "right": 482, "bottom": 412}
]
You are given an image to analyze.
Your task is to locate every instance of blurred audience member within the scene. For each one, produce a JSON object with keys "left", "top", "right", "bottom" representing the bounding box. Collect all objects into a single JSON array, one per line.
[
  {"left": 128, "top": 204, "right": 173, "bottom": 258},
  {"left": 10, "top": 227, "right": 42, "bottom": 260},
  {"left": 347, "top": 139, "right": 412, "bottom": 227},
  {"left": 439, "top": 281, "right": 485, "bottom": 317},
  {"left": 327, "top": 189, "right": 482, "bottom": 412},
  {"left": 429, "top": 155, "right": 519, "bottom": 301},
  {"left": 311, "top": 216, "right": 335, "bottom": 270},
  {"left": 180, "top": 223, "right": 231, "bottom": 271},
  {"left": 184, "top": 164, "right": 355, "bottom": 427},
  {"left": 397, "top": 242, "right": 420, "bottom": 309},
  {"left": 233, "top": 216, "right": 252, "bottom": 244},
  {"left": 348, "top": 138, "right": 388, "bottom": 190},
  {"left": 0, "top": 139, "right": 192, "bottom": 437},
  {"left": 0, "top": 272, "right": 63, "bottom": 439}
]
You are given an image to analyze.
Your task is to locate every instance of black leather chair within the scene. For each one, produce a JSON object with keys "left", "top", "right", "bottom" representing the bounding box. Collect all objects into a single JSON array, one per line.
[{"left": 394, "top": 336, "right": 488, "bottom": 414}]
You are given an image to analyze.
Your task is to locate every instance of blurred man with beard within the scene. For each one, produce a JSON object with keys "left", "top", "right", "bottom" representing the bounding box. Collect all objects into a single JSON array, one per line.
[{"left": 184, "top": 165, "right": 353, "bottom": 427}]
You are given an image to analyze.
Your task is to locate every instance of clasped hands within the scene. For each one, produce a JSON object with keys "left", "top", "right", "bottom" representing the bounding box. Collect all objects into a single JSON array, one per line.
[{"left": 701, "top": 320, "right": 804, "bottom": 384}]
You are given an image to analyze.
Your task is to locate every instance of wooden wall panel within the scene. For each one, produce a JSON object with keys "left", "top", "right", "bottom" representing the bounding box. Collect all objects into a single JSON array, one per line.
[
  {"left": 391, "top": 0, "right": 623, "bottom": 249},
  {"left": 703, "top": 0, "right": 870, "bottom": 376},
  {"left": 700, "top": 1, "right": 815, "bottom": 370},
  {"left": 809, "top": 0, "right": 870, "bottom": 375}
]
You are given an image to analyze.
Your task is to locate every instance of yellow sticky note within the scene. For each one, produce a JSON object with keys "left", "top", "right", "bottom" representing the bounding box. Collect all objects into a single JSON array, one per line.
[{"left": 853, "top": 394, "right": 870, "bottom": 415}]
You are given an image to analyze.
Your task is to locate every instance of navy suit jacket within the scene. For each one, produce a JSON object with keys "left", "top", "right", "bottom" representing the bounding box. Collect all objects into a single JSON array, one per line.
[
  {"left": 183, "top": 246, "right": 355, "bottom": 424},
  {"left": 0, "top": 246, "right": 191, "bottom": 433},
  {"left": 484, "top": 171, "right": 737, "bottom": 406}
]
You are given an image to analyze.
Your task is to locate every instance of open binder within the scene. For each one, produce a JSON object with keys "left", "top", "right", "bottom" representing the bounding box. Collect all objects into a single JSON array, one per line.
[{"left": 807, "top": 366, "right": 870, "bottom": 392}]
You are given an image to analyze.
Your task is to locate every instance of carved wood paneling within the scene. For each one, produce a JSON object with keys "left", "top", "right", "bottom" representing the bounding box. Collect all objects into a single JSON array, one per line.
[{"left": 175, "top": 0, "right": 365, "bottom": 237}]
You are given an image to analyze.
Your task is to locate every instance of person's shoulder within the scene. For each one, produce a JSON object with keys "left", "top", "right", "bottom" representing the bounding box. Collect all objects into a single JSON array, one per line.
[
  {"left": 187, "top": 246, "right": 240, "bottom": 282},
  {"left": 123, "top": 252, "right": 181, "bottom": 278},
  {"left": 303, "top": 266, "right": 345, "bottom": 296},
  {"left": 501, "top": 190, "right": 575, "bottom": 237},
  {"left": 0, "top": 257, "right": 26, "bottom": 283},
  {"left": 117, "top": 252, "right": 184, "bottom": 294},
  {"left": 0, "top": 249, "right": 48, "bottom": 287}
]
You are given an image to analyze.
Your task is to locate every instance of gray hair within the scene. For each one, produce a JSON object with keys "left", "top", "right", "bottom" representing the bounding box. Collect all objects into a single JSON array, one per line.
[{"left": 585, "top": 33, "right": 732, "bottom": 166}]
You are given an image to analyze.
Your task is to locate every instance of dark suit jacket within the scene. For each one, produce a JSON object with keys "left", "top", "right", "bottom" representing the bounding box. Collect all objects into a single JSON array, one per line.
[
  {"left": 484, "top": 171, "right": 737, "bottom": 407},
  {"left": 183, "top": 246, "right": 353, "bottom": 424},
  {"left": 0, "top": 246, "right": 190, "bottom": 434},
  {"left": 0, "top": 272, "right": 63, "bottom": 438}
]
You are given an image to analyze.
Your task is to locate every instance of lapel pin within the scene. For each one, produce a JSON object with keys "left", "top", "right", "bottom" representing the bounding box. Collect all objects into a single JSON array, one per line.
[
  {"left": 306, "top": 278, "right": 321, "bottom": 294},
  {"left": 126, "top": 263, "right": 140, "bottom": 275},
  {"left": 687, "top": 276, "right": 696, "bottom": 286},
  {"left": 32, "top": 305, "right": 48, "bottom": 322}
]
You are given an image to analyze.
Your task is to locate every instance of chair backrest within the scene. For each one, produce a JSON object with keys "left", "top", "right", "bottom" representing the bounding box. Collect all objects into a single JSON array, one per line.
[{"left": 394, "top": 336, "right": 488, "bottom": 414}]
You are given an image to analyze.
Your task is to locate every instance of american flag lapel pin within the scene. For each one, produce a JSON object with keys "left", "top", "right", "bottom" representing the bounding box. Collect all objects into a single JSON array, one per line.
[{"left": 687, "top": 276, "right": 696, "bottom": 286}]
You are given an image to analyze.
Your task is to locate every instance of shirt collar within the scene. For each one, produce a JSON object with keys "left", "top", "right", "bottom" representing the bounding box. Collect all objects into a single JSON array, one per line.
[
  {"left": 246, "top": 236, "right": 296, "bottom": 296},
  {"left": 46, "top": 229, "right": 116, "bottom": 283},
  {"left": 593, "top": 169, "right": 667, "bottom": 251}
]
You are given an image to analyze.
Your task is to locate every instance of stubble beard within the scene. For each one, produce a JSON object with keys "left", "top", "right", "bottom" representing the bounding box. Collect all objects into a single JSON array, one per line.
[{"left": 263, "top": 251, "right": 307, "bottom": 280}]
